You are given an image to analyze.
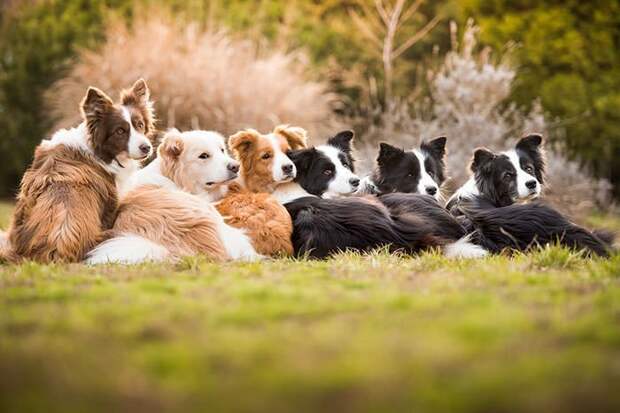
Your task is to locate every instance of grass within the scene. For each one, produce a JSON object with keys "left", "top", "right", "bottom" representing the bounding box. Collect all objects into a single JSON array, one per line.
[{"left": 0, "top": 202, "right": 619, "bottom": 413}]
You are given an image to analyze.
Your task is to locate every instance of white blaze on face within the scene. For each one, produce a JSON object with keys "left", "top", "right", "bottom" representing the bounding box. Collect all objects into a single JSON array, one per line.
[
  {"left": 268, "top": 134, "right": 296, "bottom": 183},
  {"left": 122, "top": 106, "right": 152, "bottom": 159},
  {"left": 503, "top": 150, "right": 541, "bottom": 199},
  {"left": 413, "top": 149, "right": 439, "bottom": 199},
  {"left": 317, "top": 145, "right": 359, "bottom": 196}
]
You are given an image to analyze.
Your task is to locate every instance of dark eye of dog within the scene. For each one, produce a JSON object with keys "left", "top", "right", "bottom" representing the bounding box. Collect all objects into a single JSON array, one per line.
[
  {"left": 115, "top": 128, "right": 125, "bottom": 135},
  {"left": 262, "top": 153, "right": 271, "bottom": 160},
  {"left": 221, "top": 148, "right": 225, "bottom": 153},
  {"left": 136, "top": 121, "right": 144, "bottom": 130},
  {"left": 524, "top": 165, "right": 534, "bottom": 173},
  {"left": 407, "top": 173, "right": 413, "bottom": 177},
  {"left": 323, "top": 169, "right": 333, "bottom": 176},
  {"left": 503, "top": 172, "right": 514, "bottom": 181},
  {"left": 199, "top": 153, "right": 210, "bottom": 159}
]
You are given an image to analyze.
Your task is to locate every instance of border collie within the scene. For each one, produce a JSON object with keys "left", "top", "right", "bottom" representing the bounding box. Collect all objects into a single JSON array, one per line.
[
  {"left": 358, "top": 137, "right": 447, "bottom": 200},
  {"left": 2, "top": 79, "right": 154, "bottom": 263},
  {"left": 273, "top": 131, "right": 486, "bottom": 259},
  {"left": 448, "top": 134, "right": 613, "bottom": 257},
  {"left": 86, "top": 129, "right": 259, "bottom": 264}
]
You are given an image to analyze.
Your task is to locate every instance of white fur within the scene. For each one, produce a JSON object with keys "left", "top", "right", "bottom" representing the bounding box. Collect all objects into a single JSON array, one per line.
[
  {"left": 272, "top": 182, "right": 314, "bottom": 204},
  {"left": 214, "top": 219, "right": 262, "bottom": 261},
  {"left": 356, "top": 176, "right": 378, "bottom": 195},
  {"left": 444, "top": 235, "right": 488, "bottom": 259},
  {"left": 40, "top": 122, "right": 92, "bottom": 153},
  {"left": 447, "top": 178, "right": 480, "bottom": 207},
  {"left": 503, "top": 150, "right": 541, "bottom": 199},
  {"left": 316, "top": 145, "right": 359, "bottom": 197},
  {"left": 413, "top": 149, "right": 439, "bottom": 199},
  {"left": 85, "top": 234, "right": 170, "bottom": 265},
  {"left": 268, "top": 133, "right": 296, "bottom": 183}
]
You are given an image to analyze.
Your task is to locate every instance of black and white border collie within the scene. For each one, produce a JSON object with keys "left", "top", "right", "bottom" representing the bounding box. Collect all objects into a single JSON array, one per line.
[
  {"left": 358, "top": 137, "right": 447, "bottom": 200},
  {"left": 274, "top": 131, "right": 486, "bottom": 259},
  {"left": 448, "top": 134, "right": 614, "bottom": 257}
]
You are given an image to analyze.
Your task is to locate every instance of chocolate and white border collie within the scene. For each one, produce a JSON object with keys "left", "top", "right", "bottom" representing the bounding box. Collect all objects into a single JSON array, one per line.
[
  {"left": 449, "top": 135, "right": 614, "bottom": 257},
  {"left": 270, "top": 131, "right": 486, "bottom": 259},
  {"left": 2, "top": 79, "right": 154, "bottom": 263},
  {"left": 358, "top": 137, "right": 447, "bottom": 200}
]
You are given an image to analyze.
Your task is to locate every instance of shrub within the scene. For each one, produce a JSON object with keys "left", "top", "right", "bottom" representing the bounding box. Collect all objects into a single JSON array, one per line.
[
  {"left": 354, "top": 20, "right": 612, "bottom": 218},
  {"left": 46, "top": 11, "right": 340, "bottom": 141}
]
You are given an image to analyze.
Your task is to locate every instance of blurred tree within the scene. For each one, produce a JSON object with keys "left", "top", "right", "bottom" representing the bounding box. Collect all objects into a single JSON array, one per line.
[{"left": 459, "top": 0, "right": 620, "bottom": 197}]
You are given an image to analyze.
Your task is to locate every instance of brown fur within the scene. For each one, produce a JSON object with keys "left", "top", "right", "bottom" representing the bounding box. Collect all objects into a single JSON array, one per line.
[
  {"left": 112, "top": 186, "right": 228, "bottom": 261},
  {"left": 215, "top": 183, "right": 293, "bottom": 256},
  {"left": 229, "top": 125, "right": 308, "bottom": 193},
  {"left": 6, "top": 145, "right": 117, "bottom": 263}
]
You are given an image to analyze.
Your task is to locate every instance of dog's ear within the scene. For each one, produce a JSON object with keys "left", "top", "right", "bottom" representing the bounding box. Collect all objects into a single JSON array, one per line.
[
  {"left": 81, "top": 87, "right": 114, "bottom": 119},
  {"left": 516, "top": 133, "right": 545, "bottom": 183},
  {"left": 377, "top": 142, "right": 403, "bottom": 165},
  {"left": 158, "top": 130, "right": 184, "bottom": 160},
  {"left": 121, "top": 78, "right": 151, "bottom": 106},
  {"left": 274, "top": 125, "right": 308, "bottom": 150},
  {"left": 421, "top": 136, "right": 447, "bottom": 160},
  {"left": 327, "top": 130, "right": 354, "bottom": 153},
  {"left": 228, "top": 129, "right": 260, "bottom": 157},
  {"left": 471, "top": 148, "right": 495, "bottom": 173},
  {"left": 287, "top": 148, "right": 315, "bottom": 175}
]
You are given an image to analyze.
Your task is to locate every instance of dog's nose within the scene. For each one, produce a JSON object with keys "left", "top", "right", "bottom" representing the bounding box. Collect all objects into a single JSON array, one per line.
[
  {"left": 228, "top": 162, "right": 240, "bottom": 174},
  {"left": 282, "top": 164, "right": 294, "bottom": 174},
  {"left": 139, "top": 143, "right": 151, "bottom": 155},
  {"left": 426, "top": 186, "right": 438, "bottom": 196},
  {"left": 525, "top": 180, "right": 537, "bottom": 190},
  {"left": 349, "top": 177, "right": 360, "bottom": 188}
]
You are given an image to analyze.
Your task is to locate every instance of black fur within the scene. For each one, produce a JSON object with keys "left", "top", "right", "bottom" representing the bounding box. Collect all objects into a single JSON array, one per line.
[{"left": 371, "top": 137, "right": 446, "bottom": 195}]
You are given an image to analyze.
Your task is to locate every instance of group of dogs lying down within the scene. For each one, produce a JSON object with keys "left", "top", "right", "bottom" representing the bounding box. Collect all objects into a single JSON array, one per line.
[{"left": 0, "top": 79, "right": 615, "bottom": 265}]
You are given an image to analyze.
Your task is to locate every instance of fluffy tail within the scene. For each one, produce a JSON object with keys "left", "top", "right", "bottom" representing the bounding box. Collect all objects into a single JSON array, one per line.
[
  {"left": 443, "top": 234, "right": 488, "bottom": 259},
  {"left": 85, "top": 234, "right": 170, "bottom": 265},
  {"left": 462, "top": 202, "right": 613, "bottom": 257}
]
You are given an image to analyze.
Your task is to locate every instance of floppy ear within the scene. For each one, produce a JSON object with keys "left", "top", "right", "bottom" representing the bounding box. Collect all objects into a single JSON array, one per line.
[
  {"left": 471, "top": 148, "right": 495, "bottom": 173},
  {"left": 377, "top": 142, "right": 403, "bottom": 165},
  {"left": 287, "top": 149, "right": 315, "bottom": 174},
  {"left": 81, "top": 87, "right": 114, "bottom": 119},
  {"left": 422, "top": 136, "right": 447, "bottom": 160},
  {"left": 158, "top": 130, "right": 184, "bottom": 160},
  {"left": 327, "top": 130, "right": 354, "bottom": 152},
  {"left": 516, "top": 133, "right": 546, "bottom": 183},
  {"left": 274, "top": 125, "right": 308, "bottom": 150},
  {"left": 228, "top": 129, "right": 260, "bottom": 157}
]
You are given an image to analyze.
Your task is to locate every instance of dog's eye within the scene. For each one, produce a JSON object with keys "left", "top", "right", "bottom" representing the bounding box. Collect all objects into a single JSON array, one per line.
[
  {"left": 199, "top": 153, "right": 210, "bottom": 159},
  {"left": 115, "top": 128, "right": 125, "bottom": 135},
  {"left": 262, "top": 153, "right": 271, "bottom": 160},
  {"left": 525, "top": 166, "right": 534, "bottom": 173},
  {"left": 323, "top": 169, "right": 333, "bottom": 176},
  {"left": 136, "top": 121, "right": 144, "bottom": 130},
  {"left": 503, "top": 172, "right": 514, "bottom": 180},
  {"left": 221, "top": 148, "right": 225, "bottom": 153},
  {"left": 407, "top": 173, "right": 413, "bottom": 177}
]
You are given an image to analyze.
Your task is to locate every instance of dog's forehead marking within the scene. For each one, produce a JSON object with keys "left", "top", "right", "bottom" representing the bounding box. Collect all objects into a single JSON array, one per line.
[
  {"left": 413, "top": 149, "right": 438, "bottom": 194},
  {"left": 316, "top": 145, "right": 342, "bottom": 167},
  {"left": 183, "top": 131, "right": 227, "bottom": 155}
]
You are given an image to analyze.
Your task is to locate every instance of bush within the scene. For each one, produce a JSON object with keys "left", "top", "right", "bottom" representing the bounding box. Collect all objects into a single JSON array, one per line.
[
  {"left": 354, "top": 20, "right": 612, "bottom": 218},
  {"left": 46, "top": 11, "right": 339, "bottom": 141}
]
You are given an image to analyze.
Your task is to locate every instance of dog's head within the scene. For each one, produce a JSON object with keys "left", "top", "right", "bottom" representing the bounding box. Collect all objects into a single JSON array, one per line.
[
  {"left": 81, "top": 79, "right": 155, "bottom": 166},
  {"left": 370, "top": 136, "right": 447, "bottom": 199},
  {"left": 228, "top": 125, "right": 307, "bottom": 193},
  {"left": 158, "top": 129, "right": 240, "bottom": 195},
  {"left": 471, "top": 134, "right": 545, "bottom": 206},
  {"left": 287, "top": 130, "right": 360, "bottom": 197}
]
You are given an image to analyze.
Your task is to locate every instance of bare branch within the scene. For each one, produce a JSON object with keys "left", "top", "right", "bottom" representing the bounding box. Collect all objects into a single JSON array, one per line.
[
  {"left": 400, "top": 0, "right": 424, "bottom": 25},
  {"left": 374, "top": 0, "right": 390, "bottom": 26},
  {"left": 393, "top": 15, "right": 441, "bottom": 59},
  {"left": 348, "top": 9, "right": 383, "bottom": 48}
]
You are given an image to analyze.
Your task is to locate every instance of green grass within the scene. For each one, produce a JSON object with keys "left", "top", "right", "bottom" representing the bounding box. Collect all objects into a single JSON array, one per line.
[{"left": 1, "top": 202, "right": 619, "bottom": 413}]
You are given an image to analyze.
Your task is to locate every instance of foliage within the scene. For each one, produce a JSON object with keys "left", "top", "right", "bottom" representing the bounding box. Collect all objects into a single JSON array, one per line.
[
  {"left": 46, "top": 11, "right": 339, "bottom": 139},
  {"left": 354, "top": 21, "right": 613, "bottom": 218},
  {"left": 458, "top": 0, "right": 620, "bottom": 197},
  {"left": 0, "top": 202, "right": 618, "bottom": 412}
]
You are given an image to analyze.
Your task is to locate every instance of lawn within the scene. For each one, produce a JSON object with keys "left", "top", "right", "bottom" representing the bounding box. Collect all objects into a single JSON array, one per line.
[{"left": 0, "top": 202, "right": 619, "bottom": 413}]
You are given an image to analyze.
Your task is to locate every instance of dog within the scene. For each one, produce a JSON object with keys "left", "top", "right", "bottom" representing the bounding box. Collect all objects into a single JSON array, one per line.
[
  {"left": 86, "top": 129, "right": 259, "bottom": 264},
  {"left": 447, "top": 134, "right": 613, "bottom": 257},
  {"left": 272, "top": 130, "right": 486, "bottom": 259},
  {"left": 1, "top": 79, "right": 154, "bottom": 263},
  {"left": 359, "top": 137, "right": 447, "bottom": 200}
]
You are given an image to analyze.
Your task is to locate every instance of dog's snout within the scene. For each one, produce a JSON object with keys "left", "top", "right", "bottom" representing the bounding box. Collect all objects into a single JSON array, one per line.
[
  {"left": 349, "top": 177, "right": 360, "bottom": 188},
  {"left": 525, "top": 180, "right": 537, "bottom": 190},
  {"left": 228, "top": 162, "right": 240, "bottom": 174},
  {"left": 282, "top": 164, "right": 294, "bottom": 174},
  {"left": 425, "top": 186, "right": 438, "bottom": 196},
  {"left": 139, "top": 143, "right": 152, "bottom": 155}
]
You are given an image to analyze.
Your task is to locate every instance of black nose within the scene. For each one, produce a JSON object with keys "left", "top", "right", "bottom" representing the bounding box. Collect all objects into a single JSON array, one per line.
[
  {"left": 349, "top": 177, "right": 360, "bottom": 188},
  {"left": 282, "top": 164, "right": 293, "bottom": 174},
  {"left": 228, "top": 162, "right": 240, "bottom": 173},
  {"left": 426, "top": 186, "right": 438, "bottom": 195},
  {"left": 139, "top": 143, "right": 151, "bottom": 155},
  {"left": 526, "top": 180, "right": 537, "bottom": 190}
]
